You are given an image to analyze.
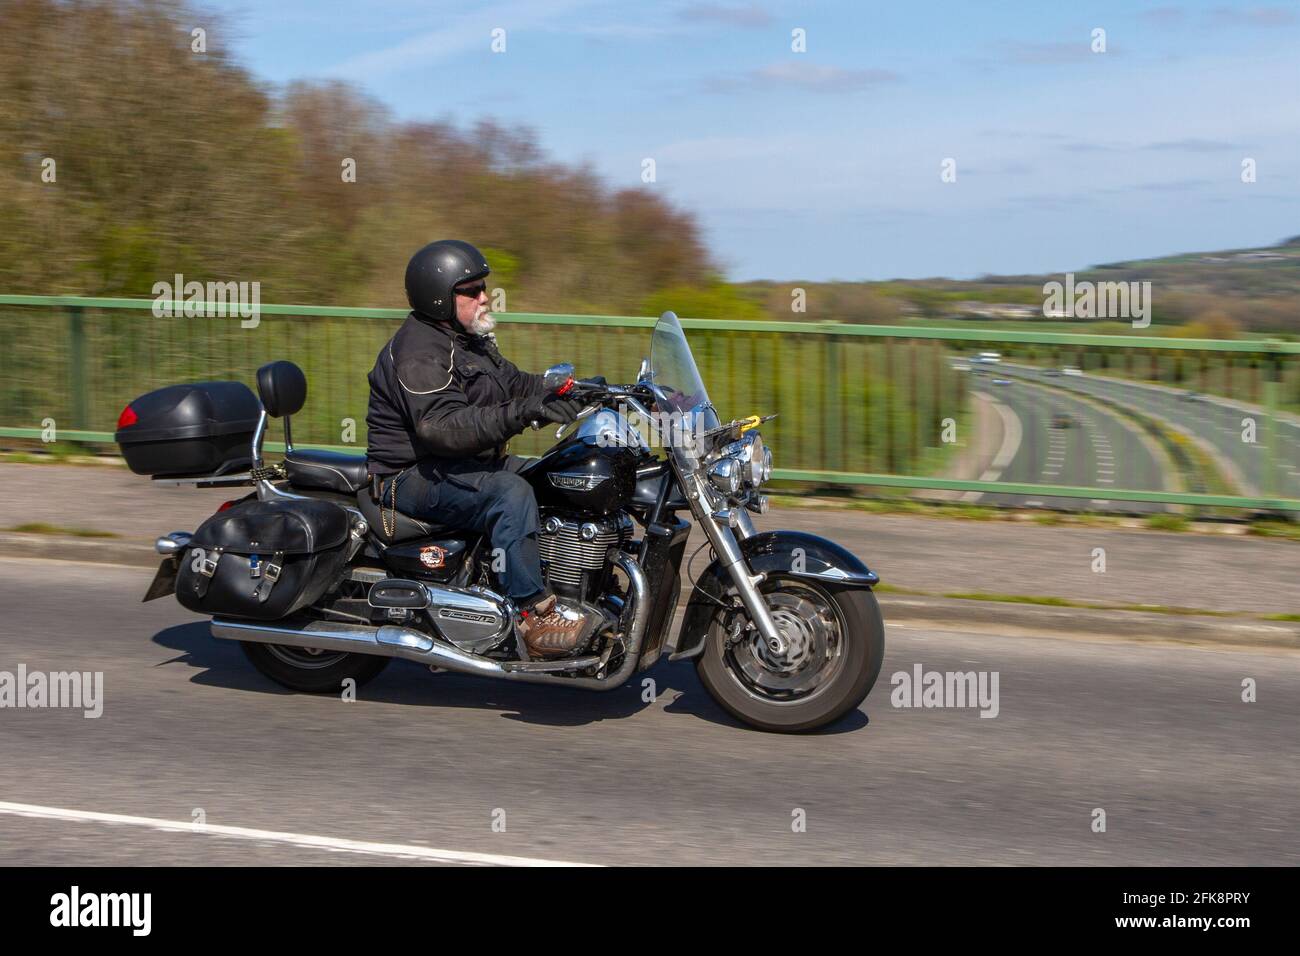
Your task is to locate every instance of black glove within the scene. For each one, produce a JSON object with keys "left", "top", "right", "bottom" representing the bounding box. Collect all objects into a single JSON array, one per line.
[{"left": 517, "top": 393, "right": 585, "bottom": 429}]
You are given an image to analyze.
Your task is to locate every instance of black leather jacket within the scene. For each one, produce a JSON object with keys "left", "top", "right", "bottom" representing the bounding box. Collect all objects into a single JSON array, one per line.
[{"left": 365, "top": 312, "right": 547, "bottom": 477}]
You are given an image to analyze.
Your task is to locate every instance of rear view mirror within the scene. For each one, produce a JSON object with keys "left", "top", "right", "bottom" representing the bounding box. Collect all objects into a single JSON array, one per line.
[{"left": 543, "top": 363, "right": 575, "bottom": 392}]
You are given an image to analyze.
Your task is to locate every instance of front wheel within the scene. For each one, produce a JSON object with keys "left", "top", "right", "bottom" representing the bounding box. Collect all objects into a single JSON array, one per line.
[
  {"left": 241, "top": 642, "right": 391, "bottom": 694},
  {"left": 695, "top": 576, "right": 884, "bottom": 733}
]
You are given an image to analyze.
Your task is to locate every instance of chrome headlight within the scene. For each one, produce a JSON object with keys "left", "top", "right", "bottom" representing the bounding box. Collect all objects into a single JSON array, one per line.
[
  {"left": 707, "top": 458, "right": 742, "bottom": 496},
  {"left": 721, "top": 433, "right": 767, "bottom": 487}
]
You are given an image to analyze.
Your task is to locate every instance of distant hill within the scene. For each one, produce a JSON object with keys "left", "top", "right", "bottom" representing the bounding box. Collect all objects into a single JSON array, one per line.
[{"left": 733, "top": 238, "right": 1300, "bottom": 336}]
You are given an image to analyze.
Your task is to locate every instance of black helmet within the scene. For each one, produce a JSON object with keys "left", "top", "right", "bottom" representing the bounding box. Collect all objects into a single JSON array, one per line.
[{"left": 404, "top": 240, "right": 490, "bottom": 324}]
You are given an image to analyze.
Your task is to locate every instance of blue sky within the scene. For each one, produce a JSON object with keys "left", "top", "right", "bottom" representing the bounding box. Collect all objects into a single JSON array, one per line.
[{"left": 198, "top": 0, "right": 1300, "bottom": 282}]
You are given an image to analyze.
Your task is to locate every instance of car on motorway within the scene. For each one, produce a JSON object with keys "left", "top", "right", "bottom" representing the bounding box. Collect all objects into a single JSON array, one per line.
[
  {"left": 1043, "top": 368, "right": 1061, "bottom": 377},
  {"left": 992, "top": 378, "right": 1012, "bottom": 386},
  {"left": 1062, "top": 366, "right": 1083, "bottom": 377},
  {"left": 1181, "top": 391, "right": 1203, "bottom": 402},
  {"left": 1051, "top": 412, "right": 1076, "bottom": 428}
]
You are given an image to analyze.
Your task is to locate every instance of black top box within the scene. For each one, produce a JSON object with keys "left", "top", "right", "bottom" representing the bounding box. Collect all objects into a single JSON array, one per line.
[{"left": 115, "top": 381, "right": 261, "bottom": 478}]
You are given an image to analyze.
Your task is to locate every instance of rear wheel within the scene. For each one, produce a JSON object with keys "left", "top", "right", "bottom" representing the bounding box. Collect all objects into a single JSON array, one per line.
[
  {"left": 241, "top": 642, "right": 390, "bottom": 694},
  {"left": 695, "top": 575, "right": 884, "bottom": 733}
]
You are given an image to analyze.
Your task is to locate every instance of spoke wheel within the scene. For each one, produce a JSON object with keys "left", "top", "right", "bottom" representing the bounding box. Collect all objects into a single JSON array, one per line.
[
  {"left": 726, "top": 583, "right": 845, "bottom": 704},
  {"left": 696, "top": 575, "right": 884, "bottom": 733}
]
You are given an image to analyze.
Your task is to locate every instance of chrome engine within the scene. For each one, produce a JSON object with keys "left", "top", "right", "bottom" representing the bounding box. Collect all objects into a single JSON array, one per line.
[{"left": 539, "top": 511, "right": 632, "bottom": 600}]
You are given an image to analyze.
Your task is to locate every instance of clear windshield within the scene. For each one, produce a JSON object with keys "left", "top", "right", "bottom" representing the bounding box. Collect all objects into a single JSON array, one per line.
[{"left": 648, "top": 312, "right": 719, "bottom": 462}]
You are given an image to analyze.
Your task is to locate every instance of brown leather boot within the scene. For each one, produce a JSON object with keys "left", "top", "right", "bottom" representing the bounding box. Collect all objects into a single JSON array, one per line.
[{"left": 517, "top": 594, "right": 587, "bottom": 658}]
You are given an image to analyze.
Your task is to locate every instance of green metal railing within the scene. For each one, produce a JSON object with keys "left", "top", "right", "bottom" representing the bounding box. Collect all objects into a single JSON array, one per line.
[{"left": 1, "top": 295, "right": 1297, "bottom": 513}]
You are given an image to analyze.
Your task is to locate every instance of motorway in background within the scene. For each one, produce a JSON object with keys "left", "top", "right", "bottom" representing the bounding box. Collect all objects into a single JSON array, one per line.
[
  {"left": 966, "top": 370, "right": 1170, "bottom": 513},
  {"left": 952, "top": 355, "right": 1300, "bottom": 509},
  {"left": 998, "top": 364, "right": 1300, "bottom": 501}
]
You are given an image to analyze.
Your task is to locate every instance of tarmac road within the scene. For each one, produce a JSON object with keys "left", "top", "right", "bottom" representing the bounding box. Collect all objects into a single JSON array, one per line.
[{"left": 1, "top": 557, "right": 1296, "bottom": 866}]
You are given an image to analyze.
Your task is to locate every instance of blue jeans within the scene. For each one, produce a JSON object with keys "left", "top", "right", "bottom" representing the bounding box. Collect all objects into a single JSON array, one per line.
[{"left": 381, "top": 455, "right": 548, "bottom": 605}]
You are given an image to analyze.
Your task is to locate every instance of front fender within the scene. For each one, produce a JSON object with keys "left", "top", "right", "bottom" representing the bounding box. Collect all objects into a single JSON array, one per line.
[{"left": 667, "top": 530, "right": 878, "bottom": 661}]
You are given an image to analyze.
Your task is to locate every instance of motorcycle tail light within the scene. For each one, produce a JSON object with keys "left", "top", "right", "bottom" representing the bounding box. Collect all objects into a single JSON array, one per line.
[{"left": 116, "top": 404, "right": 138, "bottom": 429}]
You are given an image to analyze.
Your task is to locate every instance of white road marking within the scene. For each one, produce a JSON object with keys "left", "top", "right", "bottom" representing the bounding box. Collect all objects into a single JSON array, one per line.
[
  {"left": 0, "top": 801, "right": 597, "bottom": 867},
  {"left": 964, "top": 394, "right": 1023, "bottom": 503}
]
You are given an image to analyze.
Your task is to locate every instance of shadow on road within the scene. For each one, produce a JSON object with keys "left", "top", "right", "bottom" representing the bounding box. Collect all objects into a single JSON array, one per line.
[{"left": 151, "top": 623, "right": 870, "bottom": 734}]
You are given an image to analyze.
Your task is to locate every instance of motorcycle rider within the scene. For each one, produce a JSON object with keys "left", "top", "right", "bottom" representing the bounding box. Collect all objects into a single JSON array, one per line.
[{"left": 365, "top": 240, "right": 591, "bottom": 657}]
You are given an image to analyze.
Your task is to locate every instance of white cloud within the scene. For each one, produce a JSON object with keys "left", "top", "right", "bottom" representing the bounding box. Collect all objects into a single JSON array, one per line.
[{"left": 324, "top": 0, "right": 602, "bottom": 79}]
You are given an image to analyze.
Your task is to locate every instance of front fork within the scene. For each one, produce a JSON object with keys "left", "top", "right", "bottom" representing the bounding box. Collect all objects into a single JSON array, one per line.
[{"left": 683, "top": 471, "right": 787, "bottom": 656}]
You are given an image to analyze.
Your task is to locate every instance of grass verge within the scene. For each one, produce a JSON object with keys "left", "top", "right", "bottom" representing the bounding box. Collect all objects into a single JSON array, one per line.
[
  {"left": 939, "top": 590, "right": 1245, "bottom": 617},
  {"left": 7, "top": 522, "right": 119, "bottom": 538}
]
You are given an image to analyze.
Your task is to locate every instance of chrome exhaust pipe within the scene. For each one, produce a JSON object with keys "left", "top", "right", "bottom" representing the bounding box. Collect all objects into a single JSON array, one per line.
[
  {"left": 211, "top": 617, "right": 506, "bottom": 675},
  {"left": 211, "top": 551, "right": 651, "bottom": 689},
  {"left": 499, "top": 552, "right": 650, "bottom": 691}
]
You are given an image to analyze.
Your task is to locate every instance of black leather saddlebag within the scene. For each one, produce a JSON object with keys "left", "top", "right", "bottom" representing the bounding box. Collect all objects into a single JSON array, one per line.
[{"left": 177, "top": 498, "right": 355, "bottom": 621}]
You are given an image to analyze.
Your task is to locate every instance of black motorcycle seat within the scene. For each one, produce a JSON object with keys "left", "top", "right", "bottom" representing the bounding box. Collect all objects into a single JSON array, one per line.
[
  {"left": 354, "top": 488, "right": 458, "bottom": 543},
  {"left": 285, "top": 449, "right": 370, "bottom": 494}
]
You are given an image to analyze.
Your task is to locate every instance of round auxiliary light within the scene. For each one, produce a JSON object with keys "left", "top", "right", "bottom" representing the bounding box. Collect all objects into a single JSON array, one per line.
[{"left": 708, "top": 458, "right": 742, "bottom": 496}]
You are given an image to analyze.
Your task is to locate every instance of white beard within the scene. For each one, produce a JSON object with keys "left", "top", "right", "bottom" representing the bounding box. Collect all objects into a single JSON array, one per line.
[{"left": 468, "top": 311, "right": 496, "bottom": 336}]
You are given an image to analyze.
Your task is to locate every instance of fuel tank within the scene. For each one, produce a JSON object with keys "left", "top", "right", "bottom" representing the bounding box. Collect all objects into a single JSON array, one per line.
[{"left": 523, "top": 434, "right": 644, "bottom": 514}]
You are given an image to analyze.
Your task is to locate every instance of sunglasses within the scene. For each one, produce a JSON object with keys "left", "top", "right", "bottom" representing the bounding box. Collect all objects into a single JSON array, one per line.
[{"left": 455, "top": 281, "right": 488, "bottom": 298}]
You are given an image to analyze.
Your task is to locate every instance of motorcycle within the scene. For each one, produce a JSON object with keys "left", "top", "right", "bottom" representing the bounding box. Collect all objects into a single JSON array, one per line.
[{"left": 120, "top": 312, "right": 884, "bottom": 732}]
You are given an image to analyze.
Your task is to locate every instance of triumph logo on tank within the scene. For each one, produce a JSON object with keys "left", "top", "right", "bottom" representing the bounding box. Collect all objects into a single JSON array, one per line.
[
  {"left": 0, "top": 665, "right": 103, "bottom": 718},
  {"left": 890, "top": 664, "right": 999, "bottom": 718},
  {"left": 151, "top": 272, "right": 262, "bottom": 328},
  {"left": 49, "top": 886, "right": 151, "bottom": 936}
]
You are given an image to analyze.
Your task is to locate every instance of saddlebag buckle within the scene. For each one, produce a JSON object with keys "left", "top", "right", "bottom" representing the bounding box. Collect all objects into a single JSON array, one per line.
[{"left": 253, "top": 551, "right": 285, "bottom": 603}]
